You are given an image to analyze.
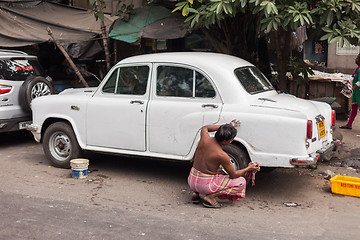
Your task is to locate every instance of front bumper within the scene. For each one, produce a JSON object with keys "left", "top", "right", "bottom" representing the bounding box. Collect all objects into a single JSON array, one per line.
[
  {"left": 290, "top": 140, "right": 341, "bottom": 166},
  {"left": 26, "top": 123, "right": 41, "bottom": 142}
]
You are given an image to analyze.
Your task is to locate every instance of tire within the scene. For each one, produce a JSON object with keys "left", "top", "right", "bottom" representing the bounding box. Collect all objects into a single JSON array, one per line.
[
  {"left": 222, "top": 144, "right": 251, "bottom": 186},
  {"left": 43, "top": 122, "right": 82, "bottom": 168},
  {"left": 20, "top": 76, "right": 53, "bottom": 113},
  {"left": 222, "top": 144, "right": 250, "bottom": 172}
]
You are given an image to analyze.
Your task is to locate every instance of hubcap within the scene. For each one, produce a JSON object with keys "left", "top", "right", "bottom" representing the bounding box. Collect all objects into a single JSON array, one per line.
[
  {"left": 229, "top": 155, "right": 240, "bottom": 170},
  {"left": 49, "top": 132, "right": 71, "bottom": 161},
  {"left": 31, "top": 82, "right": 51, "bottom": 99}
]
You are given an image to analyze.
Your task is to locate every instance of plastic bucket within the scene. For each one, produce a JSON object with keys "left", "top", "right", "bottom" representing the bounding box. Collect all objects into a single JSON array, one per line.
[{"left": 70, "top": 158, "right": 89, "bottom": 179}]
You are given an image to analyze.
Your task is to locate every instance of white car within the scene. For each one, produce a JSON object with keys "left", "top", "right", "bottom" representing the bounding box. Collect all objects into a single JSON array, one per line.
[{"left": 27, "top": 52, "right": 340, "bottom": 169}]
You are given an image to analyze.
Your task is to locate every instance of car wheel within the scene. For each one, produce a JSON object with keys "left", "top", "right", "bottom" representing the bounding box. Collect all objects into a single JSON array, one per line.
[
  {"left": 222, "top": 144, "right": 250, "bottom": 171},
  {"left": 20, "top": 76, "right": 53, "bottom": 113},
  {"left": 43, "top": 122, "right": 82, "bottom": 168}
]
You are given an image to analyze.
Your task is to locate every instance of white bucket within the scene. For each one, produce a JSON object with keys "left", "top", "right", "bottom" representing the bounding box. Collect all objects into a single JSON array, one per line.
[{"left": 70, "top": 158, "right": 89, "bottom": 179}]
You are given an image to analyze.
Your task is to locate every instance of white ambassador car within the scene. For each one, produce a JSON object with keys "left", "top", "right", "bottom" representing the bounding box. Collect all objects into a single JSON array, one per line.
[{"left": 27, "top": 52, "right": 340, "bottom": 169}]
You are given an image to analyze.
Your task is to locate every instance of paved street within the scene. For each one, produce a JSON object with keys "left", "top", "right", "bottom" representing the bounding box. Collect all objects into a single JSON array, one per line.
[{"left": 0, "top": 120, "right": 360, "bottom": 240}]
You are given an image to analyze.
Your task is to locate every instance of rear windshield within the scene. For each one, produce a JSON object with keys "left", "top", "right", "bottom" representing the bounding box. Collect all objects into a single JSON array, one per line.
[
  {"left": 235, "top": 67, "right": 274, "bottom": 94},
  {"left": 0, "top": 58, "right": 46, "bottom": 81}
]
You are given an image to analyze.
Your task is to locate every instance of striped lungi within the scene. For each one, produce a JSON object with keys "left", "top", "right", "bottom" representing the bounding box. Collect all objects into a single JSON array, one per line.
[{"left": 188, "top": 167, "right": 246, "bottom": 202}]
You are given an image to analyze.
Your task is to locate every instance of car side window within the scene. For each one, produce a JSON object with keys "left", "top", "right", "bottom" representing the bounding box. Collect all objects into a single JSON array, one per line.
[
  {"left": 156, "top": 66, "right": 215, "bottom": 98},
  {"left": 195, "top": 72, "right": 216, "bottom": 98},
  {"left": 102, "top": 66, "right": 149, "bottom": 95},
  {"left": 117, "top": 66, "right": 149, "bottom": 95}
]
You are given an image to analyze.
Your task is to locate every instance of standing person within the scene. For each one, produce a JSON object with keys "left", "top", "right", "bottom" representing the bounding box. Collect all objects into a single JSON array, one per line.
[
  {"left": 340, "top": 54, "right": 360, "bottom": 129},
  {"left": 188, "top": 120, "right": 260, "bottom": 208}
]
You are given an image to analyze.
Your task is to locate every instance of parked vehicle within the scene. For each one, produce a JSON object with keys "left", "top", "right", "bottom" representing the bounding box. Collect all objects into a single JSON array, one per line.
[
  {"left": 27, "top": 52, "right": 340, "bottom": 169},
  {"left": 0, "top": 49, "right": 53, "bottom": 133}
]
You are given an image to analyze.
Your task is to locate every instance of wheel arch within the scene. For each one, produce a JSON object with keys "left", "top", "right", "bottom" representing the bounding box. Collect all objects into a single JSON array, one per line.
[
  {"left": 41, "top": 117, "right": 85, "bottom": 149},
  {"left": 230, "top": 140, "right": 252, "bottom": 162}
]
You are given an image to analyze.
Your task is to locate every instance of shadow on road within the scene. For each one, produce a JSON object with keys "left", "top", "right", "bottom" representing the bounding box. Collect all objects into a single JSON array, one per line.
[{"left": 0, "top": 130, "right": 34, "bottom": 146}]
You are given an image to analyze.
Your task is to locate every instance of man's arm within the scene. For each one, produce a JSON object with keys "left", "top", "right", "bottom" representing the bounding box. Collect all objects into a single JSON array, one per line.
[
  {"left": 220, "top": 153, "right": 259, "bottom": 179},
  {"left": 200, "top": 119, "right": 241, "bottom": 138}
]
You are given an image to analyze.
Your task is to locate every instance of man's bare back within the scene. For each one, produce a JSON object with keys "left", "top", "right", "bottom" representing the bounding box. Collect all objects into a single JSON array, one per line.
[{"left": 193, "top": 121, "right": 259, "bottom": 179}]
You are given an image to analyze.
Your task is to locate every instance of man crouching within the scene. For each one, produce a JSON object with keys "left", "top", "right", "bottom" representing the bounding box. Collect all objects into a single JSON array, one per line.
[{"left": 188, "top": 120, "right": 260, "bottom": 208}]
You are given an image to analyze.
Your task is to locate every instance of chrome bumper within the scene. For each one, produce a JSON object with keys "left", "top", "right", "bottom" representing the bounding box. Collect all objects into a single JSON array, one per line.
[
  {"left": 25, "top": 123, "right": 38, "bottom": 132},
  {"left": 290, "top": 140, "right": 341, "bottom": 166}
]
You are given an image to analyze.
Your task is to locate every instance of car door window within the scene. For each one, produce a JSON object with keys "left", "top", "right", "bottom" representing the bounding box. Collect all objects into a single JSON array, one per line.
[
  {"left": 156, "top": 66, "right": 215, "bottom": 98},
  {"left": 102, "top": 66, "right": 149, "bottom": 95},
  {"left": 117, "top": 66, "right": 149, "bottom": 95},
  {"left": 195, "top": 72, "right": 216, "bottom": 98}
]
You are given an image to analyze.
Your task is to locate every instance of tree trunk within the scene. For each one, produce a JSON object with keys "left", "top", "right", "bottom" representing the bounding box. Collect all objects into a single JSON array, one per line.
[
  {"left": 95, "top": 0, "right": 111, "bottom": 72},
  {"left": 274, "top": 28, "right": 291, "bottom": 93},
  {"left": 47, "top": 27, "right": 89, "bottom": 88},
  {"left": 100, "top": 19, "right": 111, "bottom": 71}
]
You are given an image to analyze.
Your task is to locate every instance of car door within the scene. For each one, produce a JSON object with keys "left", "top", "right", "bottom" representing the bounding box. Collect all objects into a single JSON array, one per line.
[
  {"left": 86, "top": 64, "right": 151, "bottom": 151},
  {"left": 148, "top": 64, "right": 222, "bottom": 156}
]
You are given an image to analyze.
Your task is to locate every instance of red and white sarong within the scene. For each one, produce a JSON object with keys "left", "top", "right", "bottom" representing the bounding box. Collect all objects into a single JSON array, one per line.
[{"left": 188, "top": 167, "right": 246, "bottom": 202}]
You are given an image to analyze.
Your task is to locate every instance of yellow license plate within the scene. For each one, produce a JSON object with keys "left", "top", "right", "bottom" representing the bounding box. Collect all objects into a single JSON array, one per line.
[{"left": 317, "top": 120, "right": 326, "bottom": 139}]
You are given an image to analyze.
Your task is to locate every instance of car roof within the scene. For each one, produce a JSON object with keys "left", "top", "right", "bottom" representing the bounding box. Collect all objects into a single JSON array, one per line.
[
  {"left": 0, "top": 49, "right": 37, "bottom": 59},
  {"left": 118, "top": 52, "right": 254, "bottom": 70}
]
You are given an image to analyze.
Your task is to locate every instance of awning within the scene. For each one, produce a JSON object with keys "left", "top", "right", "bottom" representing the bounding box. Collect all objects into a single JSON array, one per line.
[
  {"left": 109, "top": 6, "right": 187, "bottom": 43},
  {"left": 0, "top": 0, "right": 116, "bottom": 47}
]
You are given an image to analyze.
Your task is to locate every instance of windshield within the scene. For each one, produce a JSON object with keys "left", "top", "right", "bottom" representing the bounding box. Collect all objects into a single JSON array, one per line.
[{"left": 235, "top": 67, "right": 274, "bottom": 94}]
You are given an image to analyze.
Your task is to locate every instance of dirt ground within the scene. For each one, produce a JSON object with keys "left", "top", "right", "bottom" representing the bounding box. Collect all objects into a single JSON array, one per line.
[{"left": 0, "top": 118, "right": 360, "bottom": 239}]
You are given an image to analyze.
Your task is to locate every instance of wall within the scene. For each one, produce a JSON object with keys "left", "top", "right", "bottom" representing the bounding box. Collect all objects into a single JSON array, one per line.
[{"left": 327, "top": 43, "right": 358, "bottom": 74}]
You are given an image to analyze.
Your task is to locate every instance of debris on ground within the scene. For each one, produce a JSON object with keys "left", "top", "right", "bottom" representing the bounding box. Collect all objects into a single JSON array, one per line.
[{"left": 283, "top": 202, "right": 300, "bottom": 207}]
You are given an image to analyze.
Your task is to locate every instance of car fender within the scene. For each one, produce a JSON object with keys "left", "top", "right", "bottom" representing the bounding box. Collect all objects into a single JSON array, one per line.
[{"left": 40, "top": 113, "right": 86, "bottom": 149}]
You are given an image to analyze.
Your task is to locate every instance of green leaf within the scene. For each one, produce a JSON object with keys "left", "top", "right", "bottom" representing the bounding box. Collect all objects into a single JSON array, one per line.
[
  {"left": 322, "top": 27, "right": 333, "bottom": 33},
  {"left": 329, "top": 36, "right": 341, "bottom": 45},
  {"left": 320, "top": 33, "right": 333, "bottom": 41},
  {"left": 186, "top": 7, "right": 199, "bottom": 13},
  {"left": 299, "top": 15, "right": 304, "bottom": 25},
  {"left": 182, "top": 3, "right": 189, "bottom": 16},
  {"left": 294, "top": 15, "right": 300, "bottom": 22},
  {"left": 266, "top": 21, "right": 272, "bottom": 33},
  {"left": 326, "top": 11, "right": 333, "bottom": 26},
  {"left": 339, "top": 37, "right": 344, "bottom": 47}
]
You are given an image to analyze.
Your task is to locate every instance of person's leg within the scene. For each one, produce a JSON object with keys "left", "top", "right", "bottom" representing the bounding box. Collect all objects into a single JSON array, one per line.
[{"left": 347, "top": 103, "right": 358, "bottom": 127}]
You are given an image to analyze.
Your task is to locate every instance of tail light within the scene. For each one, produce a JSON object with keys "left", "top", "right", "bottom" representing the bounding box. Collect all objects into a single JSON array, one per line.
[
  {"left": 0, "top": 85, "right": 12, "bottom": 94},
  {"left": 307, "top": 120, "right": 313, "bottom": 139},
  {"left": 331, "top": 110, "right": 335, "bottom": 126}
]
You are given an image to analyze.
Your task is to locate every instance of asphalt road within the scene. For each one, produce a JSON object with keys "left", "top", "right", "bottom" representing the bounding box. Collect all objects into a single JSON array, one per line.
[{"left": 0, "top": 127, "right": 359, "bottom": 240}]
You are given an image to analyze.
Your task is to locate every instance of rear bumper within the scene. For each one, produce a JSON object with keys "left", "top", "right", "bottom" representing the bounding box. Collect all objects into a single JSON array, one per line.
[
  {"left": 0, "top": 116, "right": 31, "bottom": 133},
  {"left": 317, "top": 139, "right": 341, "bottom": 161},
  {"left": 290, "top": 140, "right": 341, "bottom": 166}
]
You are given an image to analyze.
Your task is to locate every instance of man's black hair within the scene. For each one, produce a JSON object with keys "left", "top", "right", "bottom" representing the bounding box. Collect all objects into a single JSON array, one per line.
[{"left": 215, "top": 124, "right": 237, "bottom": 142}]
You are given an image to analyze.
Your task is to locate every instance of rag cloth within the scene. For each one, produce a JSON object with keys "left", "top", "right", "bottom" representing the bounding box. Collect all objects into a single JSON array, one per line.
[
  {"left": 244, "top": 162, "right": 260, "bottom": 186},
  {"left": 188, "top": 167, "right": 246, "bottom": 203}
]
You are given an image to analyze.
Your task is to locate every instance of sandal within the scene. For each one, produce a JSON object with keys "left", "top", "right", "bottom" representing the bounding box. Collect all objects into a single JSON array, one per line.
[
  {"left": 339, "top": 125, "right": 352, "bottom": 129},
  {"left": 202, "top": 199, "right": 222, "bottom": 208},
  {"left": 191, "top": 192, "right": 201, "bottom": 204}
]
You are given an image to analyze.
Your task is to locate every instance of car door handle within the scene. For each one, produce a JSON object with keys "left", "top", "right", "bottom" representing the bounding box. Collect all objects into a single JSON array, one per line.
[
  {"left": 130, "top": 100, "right": 144, "bottom": 104},
  {"left": 202, "top": 104, "right": 218, "bottom": 108}
]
